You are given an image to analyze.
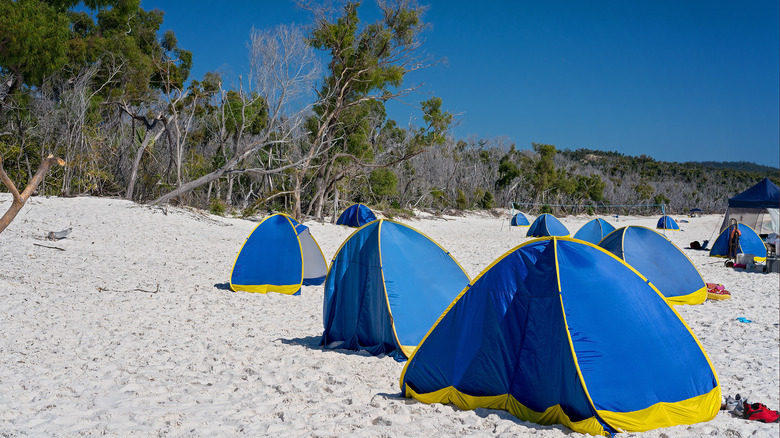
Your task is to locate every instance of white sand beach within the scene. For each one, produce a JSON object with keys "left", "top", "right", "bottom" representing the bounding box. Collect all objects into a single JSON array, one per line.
[{"left": 0, "top": 194, "right": 777, "bottom": 437}]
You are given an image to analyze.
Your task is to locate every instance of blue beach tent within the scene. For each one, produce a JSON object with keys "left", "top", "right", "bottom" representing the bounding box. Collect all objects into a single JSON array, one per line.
[
  {"left": 573, "top": 218, "right": 616, "bottom": 244},
  {"left": 656, "top": 215, "right": 680, "bottom": 231},
  {"left": 336, "top": 203, "right": 377, "bottom": 227},
  {"left": 230, "top": 214, "right": 327, "bottom": 295},
  {"left": 599, "top": 226, "right": 706, "bottom": 305},
  {"left": 710, "top": 223, "right": 767, "bottom": 262},
  {"left": 510, "top": 212, "right": 530, "bottom": 226},
  {"left": 321, "top": 219, "right": 470, "bottom": 360},
  {"left": 400, "top": 237, "right": 720, "bottom": 436},
  {"left": 526, "top": 213, "right": 569, "bottom": 237}
]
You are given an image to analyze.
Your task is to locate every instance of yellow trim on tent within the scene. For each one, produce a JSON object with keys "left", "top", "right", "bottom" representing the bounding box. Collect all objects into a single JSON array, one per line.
[
  {"left": 555, "top": 238, "right": 606, "bottom": 435},
  {"left": 596, "top": 386, "right": 721, "bottom": 433},
  {"left": 660, "top": 288, "right": 722, "bottom": 401},
  {"left": 402, "top": 236, "right": 720, "bottom": 435},
  {"left": 231, "top": 283, "right": 301, "bottom": 294},
  {"left": 664, "top": 285, "right": 708, "bottom": 306},
  {"left": 401, "top": 237, "right": 555, "bottom": 387},
  {"left": 545, "top": 215, "right": 570, "bottom": 237},
  {"left": 375, "top": 219, "right": 471, "bottom": 359},
  {"left": 376, "top": 220, "right": 406, "bottom": 357},
  {"left": 505, "top": 397, "right": 607, "bottom": 436},
  {"left": 282, "top": 215, "right": 306, "bottom": 289},
  {"left": 390, "top": 219, "right": 472, "bottom": 280},
  {"left": 555, "top": 237, "right": 720, "bottom": 432},
  {"left": 637, "top": 226, "right": 708, "bottom": 305},
  {"left": 307, "top": 227, "right": 329, "bottom": 269},
  {"left": 606, "top": 226, "right": 707, "bottom": 305},
  {"left": 403, "top": 385, "right": 608, "bottom": 436},
  {"left": 337, "top": 202, "right": 378, "bottom": 227},
  {"left": 229, "top": 214, "right": 275, "bottom": 293},
  {"left": 715, "top": 222, "right": 768, "bottom": 262}
]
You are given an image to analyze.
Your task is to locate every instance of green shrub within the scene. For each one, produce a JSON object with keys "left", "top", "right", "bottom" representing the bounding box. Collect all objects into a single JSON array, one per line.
[{"left": 209, "top": 198, "right": 227, "bottom": 216}]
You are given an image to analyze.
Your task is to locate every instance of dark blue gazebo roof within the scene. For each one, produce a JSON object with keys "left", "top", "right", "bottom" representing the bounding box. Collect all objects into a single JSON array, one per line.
[{"left": 728, "top": 178, "right": 779, "bottom": 209}]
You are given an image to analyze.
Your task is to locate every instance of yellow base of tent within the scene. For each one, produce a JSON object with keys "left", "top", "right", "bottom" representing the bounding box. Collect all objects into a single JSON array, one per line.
[
  {"left": 403, "top": 385, "right": 607, "bottom": 436},
  {"left": 230, "top": 283, "right": 301, "bottom": 294},
  {"left": 664, "top": 286, "right": 708, "bottom": 306},
  {"left": 403, "top": 383, "right": 720, "bottom": 436}
]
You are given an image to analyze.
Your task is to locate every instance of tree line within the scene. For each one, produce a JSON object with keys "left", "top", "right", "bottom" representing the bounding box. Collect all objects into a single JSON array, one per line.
[{"left": 1, "top": 0, "right": 776, "bottom": 222}]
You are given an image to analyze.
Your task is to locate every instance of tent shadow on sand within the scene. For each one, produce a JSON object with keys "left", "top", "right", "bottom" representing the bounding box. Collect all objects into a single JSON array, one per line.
[
  {"left": 279, "top": 336, "right": 404, "bottom": 359},
  {"left": 277, "top": 335, "right": 323, "bottom": 350}
]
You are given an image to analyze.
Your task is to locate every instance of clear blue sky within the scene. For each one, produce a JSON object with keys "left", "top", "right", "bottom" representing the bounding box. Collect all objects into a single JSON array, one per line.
[{"left": 140, "top": 0, "right": 780, "bottom": 167}]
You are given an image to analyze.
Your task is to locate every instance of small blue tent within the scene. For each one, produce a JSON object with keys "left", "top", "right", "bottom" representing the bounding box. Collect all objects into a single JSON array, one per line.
[
  {"left": 336, "top": 203, "right": 377, "bottom": 227},
  {"left": 400, "top": 237, "right": 720, "bottom": 436},
  {"left": 656, "top": 215, "right": 680, "bottom": 231},
  {"left": 526, "top": 213, "right": 569, "bottom": 237},
  {"left": 710, "top": 223, "right": 767, "bottom": 262},
  {"left": 230, "top": 214, "right": 327, "bottom": 295},
  {"left": 573, "top": 218, "right": 616, "bottom": 244},
  {"left": 599, "top": 226, "right": 706, "bottom": 305},
  {"left": 510, "top": 212, "right": 530, "bottom": 227},
  {"left": 322, "top": 219, "right": 470, "bottom": 360}
]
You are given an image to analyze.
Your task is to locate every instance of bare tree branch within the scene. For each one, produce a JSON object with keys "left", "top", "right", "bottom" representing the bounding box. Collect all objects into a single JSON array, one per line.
[{"left": 0, "top": 155, "right": 65, "bottom": 234}]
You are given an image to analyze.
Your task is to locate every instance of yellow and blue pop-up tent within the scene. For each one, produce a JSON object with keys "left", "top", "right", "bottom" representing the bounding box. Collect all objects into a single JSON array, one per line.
[
  {"left": 321, "top": 219, "right": 470, "bottom": 360},
  {"left": 400, "top": 237, "right": 720, "bottom": 436},
  {"left": 573, "top": 218, "right": 616, "bottom": 244},
  {"left": 230, "top": 213, "right": 327, "bottom": 295},
  {"left": 336, "top": 203, "right": 377, "bottom": 227},
  {"left": 510, "top": 212, "right": 530, "bottom": 226},
  {"left": 526, "top": 213, "right": 569, "bottom": 237},
  {"left": 599, "top": 226, "right": 706, "bottom": 305},
  {"left": 656, "top": 215, "right": 680, "bottom": 230},
  {"left": 709, "top": 222, "right": 767, "bottom": 262}
]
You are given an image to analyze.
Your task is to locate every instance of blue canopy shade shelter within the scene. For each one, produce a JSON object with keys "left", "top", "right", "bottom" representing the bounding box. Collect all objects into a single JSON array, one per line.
[
  {"left": 230, "top": 214, "right": 327, "bottom": 295},
  {"left": 709, "top": 223, "right": 767, "bottom": 262},
  {"left": 720, "top": 178, "right": 780, "bottom": 235},
  {"left": 321, "top": 219, "right": 470, "bottom": 360},
  {"left": 656, "top": 215, "right": 680, "bottom": 231},
  {"left": 400, "top": 237, "right": 720, "bottom": 436},
  {"left": 526, "top": 213, "right": 569, "bottom": 237},
  {"left": 573, "top": 218, "right": 616, "bottom": 244},
  {"left": 510, "top": 212, "right": 530, "bottom": 226},
  {"left": 336, "top": 203, "right": 377, "bottom": 227},
  {"left": 599, "top": 226, "right": 706, "bottom": 305}
]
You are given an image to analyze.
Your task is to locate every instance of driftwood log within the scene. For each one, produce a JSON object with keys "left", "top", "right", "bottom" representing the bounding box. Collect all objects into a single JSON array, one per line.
[{"left": 0, "top": 155, "right": 65, "bottom": 234}]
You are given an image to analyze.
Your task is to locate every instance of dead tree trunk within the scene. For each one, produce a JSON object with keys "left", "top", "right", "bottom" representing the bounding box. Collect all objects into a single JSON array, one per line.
[{"left": 0, "top": 155, "right": 65, "bottom": 234}]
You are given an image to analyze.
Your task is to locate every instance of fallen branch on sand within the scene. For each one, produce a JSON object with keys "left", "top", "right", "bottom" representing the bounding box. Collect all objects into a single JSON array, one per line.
[
  {"left": 33, "top": 243, "right": 65, "bottom": 251},
  {"left": 97, "top": 284, "right": 160, "bottom": 294}
]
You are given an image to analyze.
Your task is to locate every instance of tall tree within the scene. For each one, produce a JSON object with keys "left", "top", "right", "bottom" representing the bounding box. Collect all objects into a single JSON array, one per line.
[
  {"left": 0, "top": 0, "right": 70, "bottom": 119},
  {"left": 150, "top": 24, "right": 321, "bottom": 206},
  {"left": 301, "top": 0, "right": 449, "bottom": 219}
]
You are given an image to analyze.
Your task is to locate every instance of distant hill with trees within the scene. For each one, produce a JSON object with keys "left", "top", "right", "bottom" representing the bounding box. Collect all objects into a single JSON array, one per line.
[{"left": 690, "top": 161, "right": 778, "bottom": 174}]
